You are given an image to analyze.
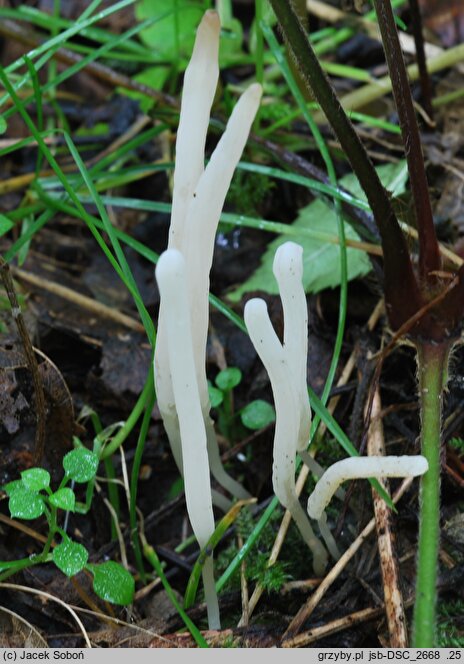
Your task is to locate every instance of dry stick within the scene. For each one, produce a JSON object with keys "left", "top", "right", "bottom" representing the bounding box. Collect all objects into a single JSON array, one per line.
[
  {"left": 0, "top": 19, "right": 178, "bottom": 108},
  {"left": 306, "top": 0, "right": 443, "bottom": 61},
  {"left": 328, "top": 43, "right": 464, "bottom": 120},
  {"left": 239, "top": 299, "right": 385, "bottom": 626},
  {"left": 0, "top": 257, "right": 46, "bottom": 463},
  {"left": 0, "top": 512, "right": 49, "bottom": 545},
  {"left": 85, "top": 114, "right": 154, "bottom": 169},
  {"left": 12, "top": 267, "right": 145, "bottom": 333},
  {"left": 282, "top": 476, "right": 415, "bottom": 642},
  {"left": 284, "top": 598, "right": 415, "bottom": 648},
  {"left": 238, "top": 533, "right": 250, "bottom": 627},
  {"left": 367, "top": 387, "right": 409, "bottom": 648},
  {"left": 0, "top": 583, "right": 92, "bottom": 648}
]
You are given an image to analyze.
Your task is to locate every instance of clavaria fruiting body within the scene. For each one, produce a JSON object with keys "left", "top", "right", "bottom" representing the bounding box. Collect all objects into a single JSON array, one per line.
[
  {"left": 153, "top": 10, "right": 262, "bottom": 629},
  {"left": 155, "top": 249, "right": 219, "bottom": 630},
  {"left": 307, "top": 455, "right": 429, "bottom": 521},
  {"left": 244, "top": 242, "right": 328, "bottom": 576},
  {"left": 154, "top": 10, "right": 261, "bottom": 509}
]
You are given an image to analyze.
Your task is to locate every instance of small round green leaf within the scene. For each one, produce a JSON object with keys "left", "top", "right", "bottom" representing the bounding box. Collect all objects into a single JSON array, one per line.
[
  {"left": 215, "top": 367, "right": 242, "bottom": 391},
  {"left": 53, "top": 539, "right": 88, "bottom": 577},
  {"left": 208, "top": 384, "right": 224, "bottom": 408},
  {"left": 3, "top": 479, "right": 24, "bottom": 496},
  {"left": 21, "top": 468, "right": 50, "bottom": 492},
  {"left": 63, "top": 448, "right": 99, "bottom": 483},
  {"left": 90, "top": 561, "right": 134, "bottom": 606},
  {"left": 49, "top": 488, "right": 75, "bottom": 511},
  {"left": 9, "top": 490, "right": 44, "bottom": 520},
  {"left": 240, "top": 400, "right": 276, "bottom": 430}
]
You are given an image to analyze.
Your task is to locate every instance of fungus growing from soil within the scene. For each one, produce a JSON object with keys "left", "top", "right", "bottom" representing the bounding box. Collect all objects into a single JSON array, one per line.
[
  {"left": 154, "top": 10, "right": 261, "bottom": 509},
  {"left": 244, "top": 241, "right": 329, "bottom": 576},
  {"left": 155, "top": 249, "right": 220, "bottom": 630},
  {"left": 307, "top": 455, "right": 428, "bottom": 523}
]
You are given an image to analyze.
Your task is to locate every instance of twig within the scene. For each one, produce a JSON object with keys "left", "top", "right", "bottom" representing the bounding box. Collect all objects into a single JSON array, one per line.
[
  {"left": 283, "top": 599, "right": 415, "bottom": 647},
  {"left": 306, "top": 0, "right": 443, "bottom": 61},
  {"left": 11, "top": 266, "right": 145, "bottom": 333},
  {"left": 282, "top": 476, "right": 415, "bottom": 642},
  {"left": 0, "top": 582, "right": 92, "bottom": 647},
  {"left": 0, "top": 19, "right": 177, "bottom": 108},
  {"left": 0, "top": 512, "right": 49, "bottom": 545},
  {"left": 367, "top": 387, "right": 408, "bottom": 647},
  {"left": 328, "top": 43, "right": 464, "bottom": 120},
  {"left": 238, "top": 534, "right": 250, "bottom": 627}
]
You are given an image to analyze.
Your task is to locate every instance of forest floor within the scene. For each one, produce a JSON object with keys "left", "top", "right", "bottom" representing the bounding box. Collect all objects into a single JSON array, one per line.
[{"left": 0, "top": 0, "right": 464, "bottom": 649}]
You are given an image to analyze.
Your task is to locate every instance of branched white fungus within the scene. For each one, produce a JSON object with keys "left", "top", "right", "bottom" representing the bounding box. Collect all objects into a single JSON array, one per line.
[
  {"left": 155, "top": 249, "right": 220, "bottom": 630},
  {"left": 307, "top": 455, "right": 429, "bottom": 521},
  {"left": 244, "top": 242, "right": 328, "bottom": 576},
  {"left": 273, "top": 243, "right": 312, "bottom": 452},
  {"left": 154, "top": 10, "right": 261, "bottom": 508}
]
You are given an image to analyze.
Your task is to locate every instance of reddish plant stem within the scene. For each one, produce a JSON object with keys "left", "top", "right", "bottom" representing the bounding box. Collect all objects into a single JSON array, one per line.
[
  {"left": 373, "top": 0, "right": 441, "bottom": 283},
  {"left": 408, "top": 0, "right": 434, "bottom": 120},
  {"left": 268, "top": 0, "right": 423, "bottom": 332}
]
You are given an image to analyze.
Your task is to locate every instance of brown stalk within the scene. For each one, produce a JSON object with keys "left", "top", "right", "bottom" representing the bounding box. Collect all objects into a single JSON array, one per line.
[
  {"left": 373, "top": 0, "right": 440, "bottom": 283},
  {"left": 367, "top": 387, "right": 409, "bottom": 648},
  {"left": 268, "top": 0, "right": 423, "bottom": 332},
  {"left": 408, "top": 0, "right": 434, "bottom": 120}
]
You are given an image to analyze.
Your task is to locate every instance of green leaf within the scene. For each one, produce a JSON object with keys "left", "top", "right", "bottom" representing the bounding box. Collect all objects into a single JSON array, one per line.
[
  {"left": 3, "top": 479, "right": 24, "bottom": 496},
  {"left": 218, "top": 17, "right": 244, "bottom": 64},
  {"left": 136, "top": 0, "right": 204, "bottom": 63},
  {"left": 0, "top": 213, "right": 14, "bottom": 237},
  {"left": 228, "top": 161, "right": 409, "bottom": 300},
  {"left": 215, "top": 367, "right": 242, "bottom": 391},
  {"left": 49, "top": 488, "right": 75, "bottom": 511},
  {"left": 0, "top": 115, "right": 6, "bottom": 134},
  {"left": 21, "top": 468, "right": 50, "bottom": 492},
  {"left": 9, "top": 490, "right": 44, "bottom": 520},
  {"left": 63, "top": 448, "right": 99, "bottom": 483},
  {"left": 120, "top": 66, "right": 170, "bottom": 112},
  {"left": 240, "top": 400, "right": 276, "bottom": 430},
  {"left": 89, "top": 561, "right": 135, "bottom": 606},
  {"left": 53, "top": 538, "right": 88, "bottom": 577},
  {"left": 208, "top": 383, "right": 224, "bottom": 408}
]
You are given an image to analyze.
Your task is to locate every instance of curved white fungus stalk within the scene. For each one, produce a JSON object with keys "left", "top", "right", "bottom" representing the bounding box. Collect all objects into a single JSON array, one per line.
[
  {"left": 299, "top": 450, "right": 346, "bottom": 502},
  {"left": 307, "top": 455, "right": 429, "bottom": 521},
  {"left": 154, "top": 11, "right": 220, "bottom": 482},
  {"left": 273, "top": 242, "right": 312, "bottom": 452},
  {"left": 317, "top": 511, "right": 342, "bottom": 562},
  {"left": 155, "top": 249, "right": 220, "bottom": 630},
  {"left": 154, "top": 10, "right": 260, "bottom": 508},
  {"left": 244, "top": 243, "right": 328, "bottom": 576},
  {"left": 169, "top": 10, "right": 220, "bottom": 250},
  {"left": 183, "top": 82, "right": 261, "bottom": 504}
]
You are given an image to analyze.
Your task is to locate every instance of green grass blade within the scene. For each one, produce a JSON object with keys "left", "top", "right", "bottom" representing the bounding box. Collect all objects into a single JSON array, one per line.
[
  {"left": 0, "top": 69, "right": 154, "bottom": 340},
  {"left": 143, "top": 540, "right": 209, "bottom": 648},
  {"left": 184, "top": 499, "right": 255, "bottom": 609}
]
